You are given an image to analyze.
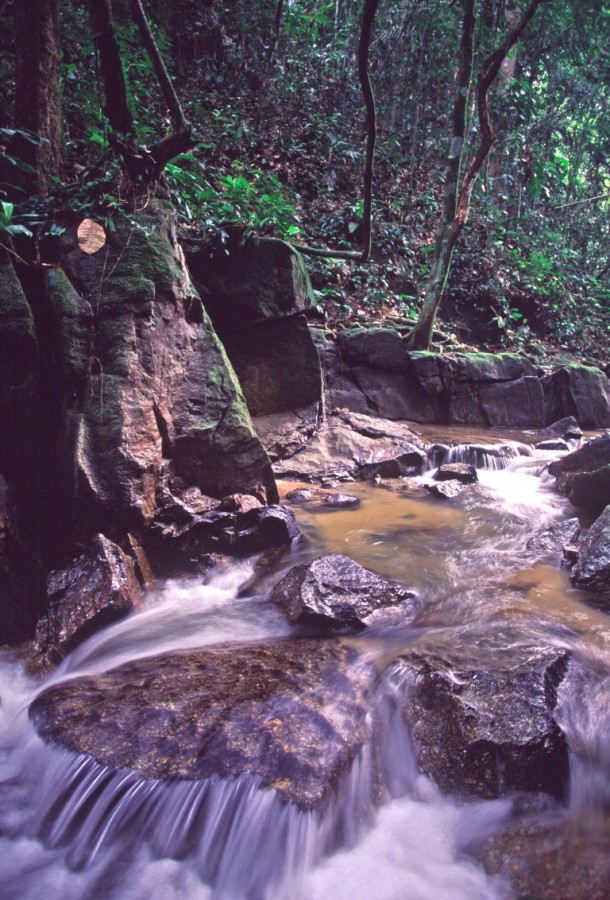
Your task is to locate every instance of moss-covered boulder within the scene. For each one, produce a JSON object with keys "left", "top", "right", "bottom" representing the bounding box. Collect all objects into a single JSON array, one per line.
[{"left": 56, "top": 201, "right": 278, "bottom": 534}]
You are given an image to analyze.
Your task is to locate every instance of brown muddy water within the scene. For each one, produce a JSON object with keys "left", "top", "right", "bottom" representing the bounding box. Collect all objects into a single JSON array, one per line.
[{"left": 1, "top": 430, "right": 610, "bottom": 899}]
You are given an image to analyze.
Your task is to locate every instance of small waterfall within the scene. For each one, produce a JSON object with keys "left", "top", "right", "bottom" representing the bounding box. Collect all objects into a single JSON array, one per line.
[
  {"left": 428, "top": 441, "right": 532, "bottom": 471},
  {"left": 554, "top": 656, "right": 610, "bottom": 834}
]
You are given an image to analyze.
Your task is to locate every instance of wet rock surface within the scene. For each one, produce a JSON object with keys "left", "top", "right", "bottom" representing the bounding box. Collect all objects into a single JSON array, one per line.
[
  {"left": 433, "top": 463, "right": 478, "bottom": 484},
  {"left": 29, "top": 638, "right": 378, "bottom": 810},
  {"left": 571, "top": 505, "right": 610, "bottom": 604},
  {"left": 270, "top": 553, "right": 420, "bottom": 630},
  {"left": 425, "top": 480, "right": 466, "bottom": 500},
  {"left": 33, "top": 534, "right": 142, "bottom": 666},
  {"left": 400, "top": 650, "right": 570, "bottom": 801},
  {"left": 272, "top": 412, "right": 425, "bottom": 483},
  {"left": 477, "top": 819, "right": 610, "bottom": 900},
  {"left": 526, "top": 517, "right": 581, "bottom": 559}
]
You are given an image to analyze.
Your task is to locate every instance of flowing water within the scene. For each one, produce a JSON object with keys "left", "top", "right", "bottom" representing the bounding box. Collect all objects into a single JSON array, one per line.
[{"left": 1, "top": 432, "right": 610, "bottom": 899}]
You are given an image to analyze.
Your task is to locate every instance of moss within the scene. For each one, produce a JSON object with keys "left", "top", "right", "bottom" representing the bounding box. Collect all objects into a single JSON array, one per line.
[{"left": 0, "top": 260, "right": 36, "bottom": 335}]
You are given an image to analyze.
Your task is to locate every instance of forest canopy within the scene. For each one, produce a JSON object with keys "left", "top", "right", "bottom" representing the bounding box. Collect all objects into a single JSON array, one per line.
[{"left": 0, "top": 0, "right": 608, "bottom": 363}]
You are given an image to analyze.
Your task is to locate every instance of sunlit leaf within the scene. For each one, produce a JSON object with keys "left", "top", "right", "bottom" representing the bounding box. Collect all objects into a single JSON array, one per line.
[{"left": 77, "top": 218, "right": 106, "bottom": 254}]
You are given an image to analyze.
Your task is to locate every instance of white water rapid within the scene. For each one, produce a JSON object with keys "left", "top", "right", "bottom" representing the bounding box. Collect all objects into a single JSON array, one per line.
[{"left": 1, "top": 438, "right": 610, "bottom": 899}]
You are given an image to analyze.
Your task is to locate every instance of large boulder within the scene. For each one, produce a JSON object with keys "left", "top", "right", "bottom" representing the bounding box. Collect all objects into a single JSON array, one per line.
[
  {"left": 222, "top": 315, "right": 322, "bottom": 416},
  {"left": 33, "top": 534, "right": 142, "bottom": 666},
  {"left": 0, "top": 255, "right": 48, "bottom": 641},
  {"left": 56, "top": 204, "right": 278, "bottom": 528},
  {"left": 570, "top": 505, "right": 610, "bottom": 605},
  {"left": 568, "top": 465, "right": 610, "bottom": 514},
  {"left": 184, "top": 228, "right": 314, "bottom": 331},
  {"left": 542, "top": 364, "right": 610, "bottom": 428},
  {"left": 270, "top": 553, "right": 419, "bottom": 630},
  {"left": 548, "top": 435, "right": 610, "bottom": 496},
  {"left": 401, "top": 650, "right": 570, "bottom": 801},
  {"left": 29, "top": 638, "right": 378, "bottom": 810}
]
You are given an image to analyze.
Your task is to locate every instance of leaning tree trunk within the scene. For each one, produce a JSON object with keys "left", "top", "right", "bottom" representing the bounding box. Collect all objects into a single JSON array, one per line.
[
  {"left": 14, "top": 0, "right": 62, "bottom": 194},
  {"left": 406, "top": 0, "right": 546, "bottom": 351},
  {"left": 406, "top": 0, "right": 475, "bottom": 350}
]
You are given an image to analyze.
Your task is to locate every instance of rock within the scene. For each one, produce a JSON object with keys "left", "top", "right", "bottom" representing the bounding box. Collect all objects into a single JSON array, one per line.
[
  {"left": 351, "top": 367, "right": 438, "bottom": 422},
  {"left": 59, "top": 202, "right": 278, "bottom": 530},
  {"left": 477, "top": 820, "right": 610, "bottom": 900},
  {"left": 337, "top": 327, "right": 409, "bottom": 373},
  {"left": 149, "top": 503, "right": 300, "bottom": 571},
  {"left": 425, "top": 480, "right": 465, "bottom": 500},
  {"left": 540, "top": 416, "right": 583, "bottom": 440},
  {"left": 359, "top": 451, "right": 424, "bottom": 480},
  {"left": 312, "top": 492, "right": 361, "bottom": 509},
  {"left": 542, "top": 364, "right": 610, "bottom": 429},
  {"left": 220, "top": 315, "right": 323, "bottom": 417},
  {"left": 273, "top": 413, "right": 425, "bottom": 483},
  {"left": 253, "top": 403, "right": 321, "bottom": 461},
  {"left": 29, "top": 638, "right": 378, "bottom": 810},
  {"left": 33, "top": 534, "right": 142, "bottom": 666},
  {"left": 526, "top": 518, "right": 581, "bottom": 558},
  {"left": 434, "top": 463, "right": 478, "bottom": 484},
  {"left": 217, "top": 493, "right": 263, "bottom": 513},
  {"left": 312, "top": 331, "right": 373, "bottom": 416},
  {"left": 535, "top": 439, "right": 570, "bottom": 451},
  {"left": 570, "top": 505, "right": 610, "bottom": 605},
  {"left": 184, "top": 228, "right": 314, "bottom": 331},
  {"left": 567, "top": 465, "right": 610, "bottom": 514},
  {"left": 285, "top": 488, "right": 327, "bottom": 503},
  {"left": 285, "top": 488, "right": 360, "bottom": 509},
  {"left": 548, "top": 435, "right": 610, "bottom": 494},
  {"left": 401, "top": 650, "right": 570, "bottom": 801},
  {"left": 270, "top": 553, "right": 419, "bottom": 630}
]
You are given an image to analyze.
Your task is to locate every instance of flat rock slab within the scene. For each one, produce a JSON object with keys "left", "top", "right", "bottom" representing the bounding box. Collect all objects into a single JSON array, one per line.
[
  {"left": 270, "top": 553, "right": 419, "bottom": 630},
  {"left": 400, "top": 650, "right": 570, "bottom": 801},
  {"left": 273, "top": 413, "right": 425, "bottom": 483},
  {"left": 30, "top": 638, "right": 378, "bottom": 811}
]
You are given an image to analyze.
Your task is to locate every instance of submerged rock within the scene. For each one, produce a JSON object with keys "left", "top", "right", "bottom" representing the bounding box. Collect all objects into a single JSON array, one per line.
[
  {"left": 400, "top": 650, "right": 570, "bottom": 801},
  {"left": 29, "top": 638, "right": 378, "bottom": 810},
  {"left": 34, "top": 534, "right": 142, "bottom": 666},
  {"left": 571, "top": 505, "right": 610, "bottom": 605},
  {"left": 270, "top": 553, "right": 419, "bottom": 630}
]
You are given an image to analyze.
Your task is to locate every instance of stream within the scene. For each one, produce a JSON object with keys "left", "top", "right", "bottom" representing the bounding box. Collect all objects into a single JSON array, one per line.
[{"left": 1, "top": 430, "right": 610, "bottom": 899}]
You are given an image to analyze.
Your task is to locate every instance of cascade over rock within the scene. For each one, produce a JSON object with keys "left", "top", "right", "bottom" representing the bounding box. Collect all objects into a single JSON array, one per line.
[{"left": 29, "top": 638, "right": 378, "bottom": 810}]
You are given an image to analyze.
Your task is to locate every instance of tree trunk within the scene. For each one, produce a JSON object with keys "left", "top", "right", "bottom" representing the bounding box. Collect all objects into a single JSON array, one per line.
[
  {"left": 406, "top": 0, "right": 476, "bottom": 350},
  {"left": 406, "top": 0, "right": 545, "bottom": 351},
  {"left": 14, "top": 0, "right": 62, "bottom": 194}
]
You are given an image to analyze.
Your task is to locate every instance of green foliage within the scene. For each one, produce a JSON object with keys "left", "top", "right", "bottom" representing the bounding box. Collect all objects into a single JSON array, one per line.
[{"left": 166, "top": 154, "right": 300, "bottom": 238}]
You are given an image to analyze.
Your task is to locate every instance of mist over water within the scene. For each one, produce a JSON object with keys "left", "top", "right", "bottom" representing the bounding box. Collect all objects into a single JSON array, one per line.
[{"left": 1, "top": 438, "right": 610, "bottom": 898}]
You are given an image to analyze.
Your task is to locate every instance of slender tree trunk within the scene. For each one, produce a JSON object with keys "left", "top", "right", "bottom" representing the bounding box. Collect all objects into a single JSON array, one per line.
[
  {"left": 406, "top": 0, "right": 546, "bottom": 350},
  {"left": 406, "top": 0, "right": 476, "bottom": 350},
  {"left": 14, "top": 0, "right": 62, "bottom": 194}
]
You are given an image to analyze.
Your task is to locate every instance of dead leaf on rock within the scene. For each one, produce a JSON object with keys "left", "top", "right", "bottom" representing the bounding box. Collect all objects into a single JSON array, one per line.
[{"left": 77, "top": 219, "right": 106, "bottom": 254}]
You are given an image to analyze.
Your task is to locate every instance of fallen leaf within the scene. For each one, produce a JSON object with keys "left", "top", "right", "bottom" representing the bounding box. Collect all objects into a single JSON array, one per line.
[{"left": 77, "top": 219, "right": 106, "bottom": 254}]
